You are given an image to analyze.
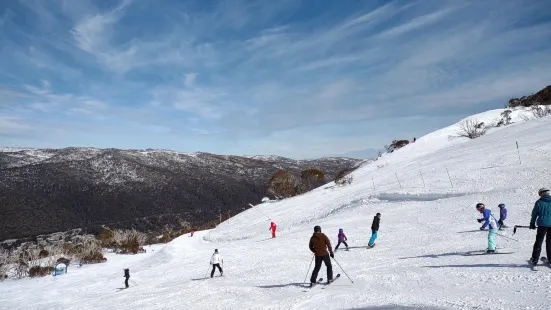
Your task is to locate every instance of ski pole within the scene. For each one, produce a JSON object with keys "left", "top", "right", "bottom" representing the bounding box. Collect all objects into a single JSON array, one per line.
[
  {"left": 495, "top": 232, "right": 519, "bottom": 242},
  {"left": 513, "top": 225, "right": 530, "bottom": 235},
  {"left": 303, "top": 255, "right": 314, "bottom": 284},
  {"left": 248, "top": 203, "right": 271, "bottom": 220},
  {"left": 130, "top": 279, "right": 138, "bottom": 286},
  {"left": 204, "top": 264, "right": 211, "bottom": 278},
  {"left": 331, "top": 257, "right": 354, "bottom": 284}
]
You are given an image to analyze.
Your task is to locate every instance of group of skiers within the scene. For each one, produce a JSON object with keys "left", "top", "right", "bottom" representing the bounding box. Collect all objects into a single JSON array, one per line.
[
  {"left": 474, "top": 187, "right": 551, "bottom": 267},
  {"left": 119, "top": 187, "right": 551, "bottom": 288}
]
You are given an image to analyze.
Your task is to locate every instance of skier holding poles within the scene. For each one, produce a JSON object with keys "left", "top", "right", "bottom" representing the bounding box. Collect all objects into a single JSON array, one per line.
[
  {"left": 309, "top": 225, "right": 334, "bottom": 286},
  {"left": 528, "top": 188, "right": 551, "bottom": 267},
  {"left": 476, "top": 203, "right": 500, "bottom": 253}
]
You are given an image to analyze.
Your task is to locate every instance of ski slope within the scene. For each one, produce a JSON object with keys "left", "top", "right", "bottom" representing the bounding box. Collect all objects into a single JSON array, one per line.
[{"left": 2, "top": 109, "right": 551, "bottom": 309}]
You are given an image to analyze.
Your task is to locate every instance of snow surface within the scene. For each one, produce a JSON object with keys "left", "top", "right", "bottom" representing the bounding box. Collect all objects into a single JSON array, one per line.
[{"left": 2, "top": 108, "right": 551, "bottom": 309}]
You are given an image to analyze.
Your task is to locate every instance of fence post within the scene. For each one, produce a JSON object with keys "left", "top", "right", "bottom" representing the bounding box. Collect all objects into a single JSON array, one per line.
[
  {"left": 516, "top": 141, "right": 522, "bottom": 165},
  {"left": 446, "top": 168, "right": 453, "bottom": 188},
  {"left": 372, "top": 177, "right": 376, "bottom": 190},
  {"left": 395, "top": 173, "right": 402, "bottom": 189},
  {"left": 419, "top": 170, "right": 426, "bottom": 188}
]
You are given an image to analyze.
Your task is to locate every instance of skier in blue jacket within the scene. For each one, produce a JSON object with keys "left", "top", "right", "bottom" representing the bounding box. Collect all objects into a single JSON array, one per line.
[
  {"left": 529, "top": 188, "right": 551, "bottom": 266},
  {"left": 476, "top": 203, "right": 499, "bottom": 253}
]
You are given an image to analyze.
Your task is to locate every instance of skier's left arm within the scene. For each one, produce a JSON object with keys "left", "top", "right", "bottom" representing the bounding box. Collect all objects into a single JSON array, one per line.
[{"left": 480, "top": 210, "right": 490, "bottom": 229}]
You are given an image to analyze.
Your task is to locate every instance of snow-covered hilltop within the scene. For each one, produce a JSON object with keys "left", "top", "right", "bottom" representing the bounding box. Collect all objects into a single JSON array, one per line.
[
  {"left": 1, "top": 107, "right": 550, "bottom": 309},
  {"left": 0, "top": 147, "right": 362, "bottom": 240}
]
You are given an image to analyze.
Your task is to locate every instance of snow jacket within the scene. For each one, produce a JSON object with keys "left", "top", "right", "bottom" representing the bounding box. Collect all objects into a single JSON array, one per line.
[
  {"left": 531, "top": 195, "right": 551, "bottom": 227},
  {"left": 337, "top": 231, "right": 347, "bottom": 242},
  {"left": 210, "top": 253, "right": 223, "bottom": 265},
  {"left": 480, "top": 209, "right": 499, "bottom": 230},
  {"left": 498, "top": 205, "right": 507, "bottom": 221},
  {"left": 270, "top": 222, "right": 277, "bottom": 231},
  {"left": 309, "top": 232, "right": 333, "bottom": 257},
  {"left": 371, "top": 216, "right": 380, "bottom": 231},
  {"left": 124, "top": 269, "right": 129, "bottom": 278}
]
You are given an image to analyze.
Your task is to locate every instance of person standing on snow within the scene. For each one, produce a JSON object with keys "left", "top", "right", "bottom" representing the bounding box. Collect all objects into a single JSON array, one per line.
[
  {"left": 334, "top": 228, "right": 348, "bottom": 251},
  {"left": 368, "top": 213, "right": 381, "bottom": 248},
  {"left": 269, "top": 221, "right": 277, "bottom": 238},
  {"left": 123, "top": 268, "right": 130, "bottom": 288},
  {"left": 476, "top": 203, "right": 500, "bottom": 253},
  {"left": 309, "top": 225, "right": 334, "bottom": 286},
  {"left": 529, "top": 188, "right": 551, "bottom": 266},
  {"left": 498, "top": 204, "right": 508, "bottom": 229},
  {"left": 210, "top": 249, "right": 223, "bottom": 278}
]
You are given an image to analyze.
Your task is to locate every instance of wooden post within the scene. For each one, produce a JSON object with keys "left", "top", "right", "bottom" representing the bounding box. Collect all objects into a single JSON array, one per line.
[
  {"left": 446, "top": 168, "right": 453, "bottom": 188},
  {"left": 419, "top": 170, "right": 426, "bottom": 188},
  {"left": 516, "top": 141, "right": 522, "bottom": 164},
  {"left": 372, "top": 177, "right": 376, "bottom": 190},
  {"left": 395, "top": 172, "right": 402, "bottom": 189}
]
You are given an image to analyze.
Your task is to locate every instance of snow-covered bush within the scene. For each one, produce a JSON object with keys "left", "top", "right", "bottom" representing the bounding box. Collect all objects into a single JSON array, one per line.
[
  {"left": 495, "top": 110, "right": 512, "bottom": 127},
  {"left": 74, "top": 239, "right": 106, "bottom": 264},
  {"left": 28, "top": 266, "right": 54, "bottom": 277},
  {"left": 384, "top": 140, "right": 409, "bottom": 153},
  {"left": 450, "top": 119, "right": 487, "bottom": 140}
]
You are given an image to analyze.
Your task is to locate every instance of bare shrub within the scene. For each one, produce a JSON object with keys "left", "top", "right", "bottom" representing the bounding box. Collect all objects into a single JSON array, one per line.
[
  {"left": 335, "top": 169, "right": 353, "bottom": 185},
  {"left": 0, "top": 248, "right": 9, "bottom": 280},
  {"left": 56, "top": 257, "right": 71, "bottom": 266},
  {"left": 265, "top": 170, "right": 299, "bottom": 198},
  {"left": 530, "top": 105, "right": 551, "bottom": 118},
  {"left": 74, "top": 239, "right": 106, "bottom": 264},
  {"left": 450, "top": 119, "right": 487, "bottom": 140},
  {"left": 384, "top": 140, "right": 409, "bottom": 153},
  {"left": 297, "top": 169, "right": 325, "bottom": 194},
  {"left": 496, "top": 110, "right": 512, "bottom": 127},
  {"left": 28, "top": 266, "right": 54, "bottom": 277}
]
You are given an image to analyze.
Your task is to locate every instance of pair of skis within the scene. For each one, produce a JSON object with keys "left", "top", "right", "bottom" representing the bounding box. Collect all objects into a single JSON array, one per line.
[{"left": 304, "top": 274, "right": 341, "bottom": 291}]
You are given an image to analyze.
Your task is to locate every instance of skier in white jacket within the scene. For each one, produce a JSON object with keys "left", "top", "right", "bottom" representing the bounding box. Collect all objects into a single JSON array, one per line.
[{"left": 210, "top": 249, "right": 223, "bottom": 278}]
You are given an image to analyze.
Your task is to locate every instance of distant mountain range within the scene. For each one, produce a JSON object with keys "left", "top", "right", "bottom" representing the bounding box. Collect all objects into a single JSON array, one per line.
[{"left": 0, "top": 147, "right": 366, "bottom": 240}]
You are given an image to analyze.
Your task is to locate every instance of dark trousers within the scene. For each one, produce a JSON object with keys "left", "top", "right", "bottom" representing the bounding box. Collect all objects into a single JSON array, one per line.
[
  {"left": 531, "top": 226, "right": 551, "bottom": 263},
  {"left": 310, "top": 254, "right": 333, "bottom": 283},
  {"left": 211, "top": 263, "right": 223, "bottom": 277},
  {"left": 335, "top": 241, "right": 348, "bottom": 250},
  {"left": 125, "top": 276, "right": 129, "bottom": 288}
]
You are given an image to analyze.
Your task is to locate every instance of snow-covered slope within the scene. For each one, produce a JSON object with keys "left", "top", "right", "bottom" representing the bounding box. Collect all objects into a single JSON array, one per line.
[{"left": 1, "top": 109, "right": 551, "bottom": 309}]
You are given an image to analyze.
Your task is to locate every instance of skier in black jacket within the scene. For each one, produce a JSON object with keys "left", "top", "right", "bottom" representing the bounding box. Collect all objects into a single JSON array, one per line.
[
  {"left": 368, "top": 213, "right": 380, "bottom": 247},
  {"left": 124, "top": 268, "right": 130, "bottom": 288}
]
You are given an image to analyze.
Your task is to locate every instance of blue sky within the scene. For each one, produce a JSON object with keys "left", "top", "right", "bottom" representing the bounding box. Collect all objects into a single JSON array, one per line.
[{"left": 1, "top": 0, "right": 551, "bottom": 159}]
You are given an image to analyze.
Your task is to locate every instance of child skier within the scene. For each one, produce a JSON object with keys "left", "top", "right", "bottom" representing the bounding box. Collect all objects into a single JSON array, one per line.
[
  {"left": 123, "top": 268, "right": 130, "bottom": 288},
  {"left": 368, "top": 213, "right": 380, "bottom": 248},
  {"left": 498, "top": 204, "right": 507, "bottom": 229},
  {"left": 476, "top": 203, "right": 500, "bottom": 253},
  {"left": 210, "top": 249, "right": 223, "bottom": 278},
  {"left": 269, "top": 221, "right": 277, "bottom": 238},
  {"left": 334, "top": 228, "right": 348, "bottom": 251}
]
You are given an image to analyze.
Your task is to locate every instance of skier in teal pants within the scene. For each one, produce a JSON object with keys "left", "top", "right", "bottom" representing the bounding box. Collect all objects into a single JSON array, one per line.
[
  {"left": 368, "top": 213, "right": 381, "bottom": 247},
  {"left": 476, "top": 203, "right": 499, "bottom": 253}
]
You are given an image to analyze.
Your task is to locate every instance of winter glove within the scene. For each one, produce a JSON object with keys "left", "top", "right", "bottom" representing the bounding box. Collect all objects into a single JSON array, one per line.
[
  {"left": 530, "top": 223, "right": 536, "bottom": 230},
  {"left": 477, "top": 219, "right": 483, "bottom": 223},
  {"left": 330, "top": 253, "right": 334, "bottom": 258}
]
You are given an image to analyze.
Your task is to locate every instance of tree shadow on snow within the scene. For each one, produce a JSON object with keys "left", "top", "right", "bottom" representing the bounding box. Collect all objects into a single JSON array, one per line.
[
  {"left": 256, "top": 282, "right": 307, "bottom": 289},
  {"left": 423, "top": 263, "right": 526, "bottom": 269},
  {"left": 400, "top": 251, "right": 478, "bottom": 259},
  {"left": 345, "top": 305, "right": 444, "bottom": 310},
  {"left": 191, "top": 277, "right": 210, "bottom": 281},
  {"left": 344, "top": 246, "right": 369, "bottom": 249}
]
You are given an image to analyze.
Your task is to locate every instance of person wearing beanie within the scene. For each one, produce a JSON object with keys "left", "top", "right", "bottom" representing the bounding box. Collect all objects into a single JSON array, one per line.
[
  {"left": 368, "top": 213, "right": 381, "bottom": 248},
  {"left": 210, "top": 249, "right": 223, "bottom": 278},
  {"left": 476, "top": 203, "right": 500, "bottom": 253},
  {"left": 529, "top": 188, "right": 551, "bottom": 266},
  {"left": 334, "top": 228, "right": 348, "bottom": 251},
  {"left": 309, "top": 225, "right": 334, "bottom": 286}
]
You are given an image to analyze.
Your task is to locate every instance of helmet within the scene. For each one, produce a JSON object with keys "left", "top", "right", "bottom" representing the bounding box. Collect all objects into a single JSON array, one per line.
[
  {"left": 498, "top": 203, "right": 505, "bottom": 208},
  {"left": 314, "top": 225, "right": 321, "bottom": 233},
  {"left": 475, "top": 203, "right": 485, "bottom": 210},
  {"left": 339, "top": 228, "right": 343, "bottom": 232},
  {"left": 376, "top": 213, "right": 381, "bottom": 217},
  {"left": 538, "top": 188, "right": 549, "bottom": 196},
  {"left": 214, "top": 249, "right": 218, "bottom": 253}
]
